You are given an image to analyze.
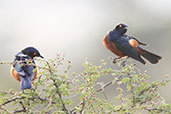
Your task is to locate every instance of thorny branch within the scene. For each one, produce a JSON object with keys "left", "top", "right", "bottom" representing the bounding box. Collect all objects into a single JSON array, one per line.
[
  {"left": 0, "top": 95, "right": 54, "bottom": 113},
  {"left": 139, "top": 75, "right": 171, "bottom": 105},
  {"left": 0, "top": 60, "right": 49, "bottom": 71},
  {"left": 13, "top": 101, "right": 26, "bottom": 113},
  {"left": 0, "top": 58, "right": 171, "bottom": 114},
  {"left": 46, "top": 61, "right": 69, "bottom": 114},
  {"left": 2, "top": 97, "right": 23, "bottom": 106},
  {"left": 80, "top": 98, "right": 85, "bottom": 114},
  {"left": 0, "top": 59, "right": 70, "bottom": 113},
  {"left": 128, "top": 72, "right": 136, "bottom": 108},
  {"left": 70, "top": 79, "right": 114, "bottom": 113},
  {"left": 70, "top": 74, "right": 123, "bottom": 113}
]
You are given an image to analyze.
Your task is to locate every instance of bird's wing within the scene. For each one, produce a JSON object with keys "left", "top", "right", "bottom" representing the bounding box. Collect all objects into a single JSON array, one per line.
[
  {"left": 129, "top": 36, "right": 147, "bottom": 46},
  {"left": 114, "top": 37, "right": 146, "bottom": 64},
  {"left": 114, "top": 37, "right": 141, "bottom": 58},
  {"left": 13, "top": 52, "right": 35, "bottom": 79}
]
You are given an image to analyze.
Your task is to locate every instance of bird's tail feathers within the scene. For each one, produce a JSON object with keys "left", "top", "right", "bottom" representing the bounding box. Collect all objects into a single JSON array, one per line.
[
  {"left": 138, "top": 48, "right": 162, "bottom": 64},
  {"left": 20, "top": 75, "right": 32, "bottom": 90},
  {"left": 137, "top": 57, "right": 146, "bottom": 65}
]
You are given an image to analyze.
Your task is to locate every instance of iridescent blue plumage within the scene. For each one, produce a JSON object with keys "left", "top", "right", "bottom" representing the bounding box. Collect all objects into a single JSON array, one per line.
[
  {"left": 103, "top": 23, "right": 162, "bottom": 64},
  {"left": 11, "top": 47, "right": 43, "bottom": 90}
]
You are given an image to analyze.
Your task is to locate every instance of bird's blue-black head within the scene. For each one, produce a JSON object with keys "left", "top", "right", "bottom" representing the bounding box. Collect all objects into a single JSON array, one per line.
[
  {"left": 115, "top": 23, "right": 128, "bottom": 35},
  {"left": 108, "top": 23, "right": 128, "bottom": 41},
  {"left": 21, "top": 47, "right": 44, "bottom": 59}
]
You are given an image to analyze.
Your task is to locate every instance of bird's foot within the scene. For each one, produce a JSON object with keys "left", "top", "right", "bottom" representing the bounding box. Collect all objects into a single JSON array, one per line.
[
  {"left": 121, "top": 57, "right": 129, "bottom": 67},
  {"left": 22, "top": 90, "right": 25, "bottom": 94},
  {"left": 121, "top": 60, "right": 126, "bottom": 67},
  {"left": 121, "top": 58, "right": 129, "bottom": 67},
  {"left": 113, "top": 58, "right": 118, "bottom": 64}
]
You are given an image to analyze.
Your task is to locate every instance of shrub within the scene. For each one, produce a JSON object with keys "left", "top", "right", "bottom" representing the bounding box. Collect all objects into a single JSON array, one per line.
[{"left": 0, "top": 55, "right": 170, "bottom": 114}]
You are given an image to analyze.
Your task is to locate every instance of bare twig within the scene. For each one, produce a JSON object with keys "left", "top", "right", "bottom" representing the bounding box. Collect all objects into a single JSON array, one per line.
[
  {"left": 13, "top": 101, "right": 27, "bottom": 113},
  {"left": 96, "top": 81, "right": 113, "bottom": 92},
  {"left": 13, "top": 109, "right": 26, "bottom": 113},
  {"left": 19, "top": 101, "right": 26, "bottom": 112},
  {"left": 80, "top": 98, "right": 85, "bottom": 114},
  {"left": 0, "top": 107, "right": 11, "bottom": 114},
  {"left": 0, "top": 91, "right": 15, "bottom": 95},
  {"left": 145, "top": 107, "right": 171, "bottom": 113},
  {"left": 2, "top": 97, "right": 23, "bottom": 106}
]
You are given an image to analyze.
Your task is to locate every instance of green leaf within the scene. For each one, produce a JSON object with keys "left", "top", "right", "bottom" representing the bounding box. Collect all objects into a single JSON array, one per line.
[{"left": 122, "top": 77, "right": 130, "bottom": 84}]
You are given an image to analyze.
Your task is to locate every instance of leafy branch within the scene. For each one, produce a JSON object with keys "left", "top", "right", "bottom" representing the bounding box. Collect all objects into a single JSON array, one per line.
[{"left": 0, "top": 55, "right": 170, "bottom": 114}]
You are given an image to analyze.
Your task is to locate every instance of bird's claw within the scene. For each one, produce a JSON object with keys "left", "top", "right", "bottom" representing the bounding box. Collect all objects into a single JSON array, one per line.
[
  {"left": 22, "top": 90, "right": 25, "bottom": 94},
  {"left": 113, "top": 58, "right": 118, "bottom": 64},
  {"left": 121, "top": 60, "right": 127, "bottom": 67}
]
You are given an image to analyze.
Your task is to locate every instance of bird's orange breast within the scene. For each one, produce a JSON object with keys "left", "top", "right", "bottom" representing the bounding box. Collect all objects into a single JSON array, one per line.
[
  {"left": 102, "top": 34, "right": 125, "bottom": 57},
  {"left": 10, "top": 66, "right": 38, "bottom": 82}
]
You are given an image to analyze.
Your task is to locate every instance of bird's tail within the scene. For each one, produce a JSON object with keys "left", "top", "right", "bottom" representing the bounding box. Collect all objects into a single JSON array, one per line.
[
  {"left": 138, "top": 48, "right": 162, "bottom": 64},
  {"left": 20, "top": 75, "right": 32, "bottom": 90},
  {"left": 136, "top": 57, "right": 146, "bottom": 65}
]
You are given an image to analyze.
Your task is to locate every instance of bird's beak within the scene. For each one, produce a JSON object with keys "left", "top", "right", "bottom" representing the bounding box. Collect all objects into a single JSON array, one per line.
[
  {"left": 124, "top": 26, "right": 128, "bottom": 30},
  {"left": 39, "top": 55, "right": 44, "bottom": 58},
  {"left": 123, "top": 26, "right": 128, "bottom": 32}
]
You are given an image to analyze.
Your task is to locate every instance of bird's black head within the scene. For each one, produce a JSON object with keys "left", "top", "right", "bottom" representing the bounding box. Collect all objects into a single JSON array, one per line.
[
  {"left": 115, "top": 23, "right": 128, "bottom": 35},
  {"left": 21, "top": 47, "right": 44, "bottom": 59}
]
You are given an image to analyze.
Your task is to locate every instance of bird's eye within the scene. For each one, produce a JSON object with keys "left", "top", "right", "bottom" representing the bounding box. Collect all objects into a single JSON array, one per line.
[
  {"left": 119, "top": 24, "right": 122, "bottom": 28},
  {"left": 33, "top": 52, "right": 37, "bottom": 56}
]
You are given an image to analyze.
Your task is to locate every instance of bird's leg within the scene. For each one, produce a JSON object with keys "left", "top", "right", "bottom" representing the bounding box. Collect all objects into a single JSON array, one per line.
[
  {"left": 113, "top": 58, "right": 118, "bottom": 64},
  {"left": 121, "top": 57, "right": 129, "bottom": 67},
  {"left": 22, "top": 90, "right": 24, "bottom": 94},
  {"left": 113, "top": 57, "right": 122, "bottom": 64}
]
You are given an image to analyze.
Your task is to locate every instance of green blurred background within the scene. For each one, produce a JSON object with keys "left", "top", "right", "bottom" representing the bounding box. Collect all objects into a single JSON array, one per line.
[{"left": 0, "top": 0, "right": 171, "bottom": 104}]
